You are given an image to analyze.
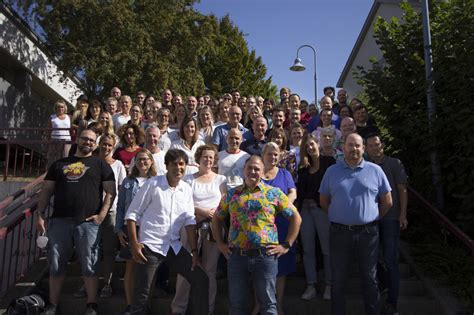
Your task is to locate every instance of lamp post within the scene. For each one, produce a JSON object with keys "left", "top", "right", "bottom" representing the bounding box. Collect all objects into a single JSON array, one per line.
[{"left": 290, "top": 44, "right": 317, "bottom": 105}]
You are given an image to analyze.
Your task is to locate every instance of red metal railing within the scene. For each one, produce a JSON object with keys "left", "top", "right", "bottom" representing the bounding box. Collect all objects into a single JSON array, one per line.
[
  {"left": 408, "top": 186, "right": 474, "bottom": 258},
  {"left": 0, "top": 128, "right": 75, "bottom": 181},
  {"left": 0, "top": 175, "right": 51, "bottom": 297}
]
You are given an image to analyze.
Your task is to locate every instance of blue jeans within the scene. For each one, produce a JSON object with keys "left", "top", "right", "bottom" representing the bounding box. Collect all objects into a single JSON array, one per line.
[
  {"left": 378, "top": 220, "right": 400, "bottom": 306},
  {"left": 47, "top": 218, "right": 101, "bottom": 277},
  {"left": 228, "top": 250, "right": 278, "bottom": 315},
  {"left": 330, "top": 223, "right": 380, "bottom": 315}
]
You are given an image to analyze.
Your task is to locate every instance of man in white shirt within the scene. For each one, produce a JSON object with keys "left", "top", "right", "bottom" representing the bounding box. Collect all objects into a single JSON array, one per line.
[
  {"left": 218, "top": 128, "right": 250, "bottom": 190},
  {"left": 125, "top": 149, "right": 209, "bottom": 315}
]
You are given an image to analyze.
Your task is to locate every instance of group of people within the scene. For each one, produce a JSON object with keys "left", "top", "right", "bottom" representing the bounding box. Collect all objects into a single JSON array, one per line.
[{"left": 37, "top": 85, "right": 408, "bottom": 315}]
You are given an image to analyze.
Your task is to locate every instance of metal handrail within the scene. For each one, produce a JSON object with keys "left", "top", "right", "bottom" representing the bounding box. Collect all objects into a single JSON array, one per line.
[{"left": 408, "top": 186, "right": 474, "bottom": 257}]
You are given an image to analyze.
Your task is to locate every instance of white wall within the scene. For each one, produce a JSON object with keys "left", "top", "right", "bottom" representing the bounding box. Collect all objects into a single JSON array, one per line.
[
  {"left": 0, "top": 11, "right": 81, "bottom": 106},
  {"left": 341, "top": 3, "right": 408, "bottom": 97}
]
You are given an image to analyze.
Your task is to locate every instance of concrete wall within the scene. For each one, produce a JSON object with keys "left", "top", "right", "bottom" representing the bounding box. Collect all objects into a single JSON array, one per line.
[{"left": 0, "top": 5, "right": 81, "bottom": 129}]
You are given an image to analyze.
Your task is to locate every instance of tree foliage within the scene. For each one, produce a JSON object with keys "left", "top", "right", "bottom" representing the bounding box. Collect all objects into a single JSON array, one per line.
[
  {"left": 11, "top": 0, "right": 277, "bottom": 98},
  {"left": 355, "top": 1, "right": 474, "bottom": 233}
]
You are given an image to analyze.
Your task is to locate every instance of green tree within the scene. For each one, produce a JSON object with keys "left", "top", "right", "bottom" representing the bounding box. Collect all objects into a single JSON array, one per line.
[
  {"left": 355, "top": 1, "right": 474, "bottom": 233},
  {"left": 10, "top": 0, "right": 277, "bottom": 99}
]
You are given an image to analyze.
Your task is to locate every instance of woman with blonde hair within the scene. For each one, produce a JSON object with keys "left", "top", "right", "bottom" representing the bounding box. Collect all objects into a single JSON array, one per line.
[
  {"left": 244, "top": 105, "right": 263, "bottom": 130},
  {"left": 297, "top": 134, "right": 335, "bottom": 301},
  {"left": 47, "top": 100, "right": 72, "bottom": 167},
  {"left": 115, "top": 148, "right": 157, "bottom": 315},
  {"left": 197, "top": 105, "right": 215, "bottom": 144},
  {"left": 97, "top": 134, "right": 126, "bottom": 298}
]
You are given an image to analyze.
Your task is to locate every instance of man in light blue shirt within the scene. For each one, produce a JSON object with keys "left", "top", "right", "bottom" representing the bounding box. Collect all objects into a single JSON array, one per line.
[
  {"left": 212, "top": 105, "right": 252, "bottom": 151},
  {"left": 320, "top": 133, "right": 392, "bottom": 315}
]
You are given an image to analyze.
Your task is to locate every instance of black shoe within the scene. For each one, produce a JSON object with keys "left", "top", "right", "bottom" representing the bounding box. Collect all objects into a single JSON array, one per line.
[{"left": 85, "top": 302, "right": 98, "bottom": 315}]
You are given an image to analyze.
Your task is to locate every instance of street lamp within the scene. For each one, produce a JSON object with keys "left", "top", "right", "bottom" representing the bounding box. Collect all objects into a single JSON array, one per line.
[{"left": 290, "top": 44, "right": 317, "bottom": 105}]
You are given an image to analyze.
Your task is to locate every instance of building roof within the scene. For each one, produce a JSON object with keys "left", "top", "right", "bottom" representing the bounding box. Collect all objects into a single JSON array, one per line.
[{"left": 336, "top": 0, "right": 420, "bottom": 88}]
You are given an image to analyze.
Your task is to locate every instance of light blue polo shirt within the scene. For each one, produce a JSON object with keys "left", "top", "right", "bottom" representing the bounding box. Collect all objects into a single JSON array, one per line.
[{"left": 319, "top": 159, "right": 391, "bottom": 225}]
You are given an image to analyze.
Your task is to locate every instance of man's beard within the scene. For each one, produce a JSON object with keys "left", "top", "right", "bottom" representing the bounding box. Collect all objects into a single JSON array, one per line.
[{"left": 79, "top": 145, "right": 94, "bottom": 155}]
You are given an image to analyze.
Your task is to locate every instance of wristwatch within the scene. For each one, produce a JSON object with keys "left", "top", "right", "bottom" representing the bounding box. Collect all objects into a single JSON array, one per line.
[{"left": 282, "top": 241, "right": 291, "bottom": 249}]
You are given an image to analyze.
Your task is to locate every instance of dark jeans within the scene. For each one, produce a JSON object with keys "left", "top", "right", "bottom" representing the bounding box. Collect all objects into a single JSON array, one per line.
[
  {"left": 330, "top": 223, "right": 380, "bottom": 315},
  {"left": 131, "top": 246, "right": 209, "bottom": 315},
  {"left": 228, "top": 250, "right": 278, "bottom": 315},
  {"left": 378, "top": 220, "right": 400, "bottom": 306}
]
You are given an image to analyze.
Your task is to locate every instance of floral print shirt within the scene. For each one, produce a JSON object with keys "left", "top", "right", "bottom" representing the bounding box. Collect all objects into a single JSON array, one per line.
[{"left": 216, "top": 182, "right": 296, "bottom": 249}]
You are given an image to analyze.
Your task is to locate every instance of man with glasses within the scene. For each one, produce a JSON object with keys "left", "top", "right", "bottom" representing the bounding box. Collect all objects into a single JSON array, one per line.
[
  {"left": 212, "top": 105, "right": 252, "bottom": 151},
  {"left": 36, "top": 129, "right": 116, "bottom": 315}
]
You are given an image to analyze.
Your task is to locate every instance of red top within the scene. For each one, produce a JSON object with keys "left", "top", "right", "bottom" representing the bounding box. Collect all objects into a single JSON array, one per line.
[{"left": 113, "top": 147, "right": 141, "bottom": 166}]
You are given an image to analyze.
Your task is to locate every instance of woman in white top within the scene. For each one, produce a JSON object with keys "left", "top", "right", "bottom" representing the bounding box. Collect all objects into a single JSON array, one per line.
[
  {"left": 47, "top": 100, "right": 71, "bottom": 167},
  {"left": 97, "top": 134, "right": 126, "bottom": 298},
  {"left": 171, "top": 116, "right": 205, "bottom": 172},
  {"left": 197, "top": 105, "right": 215, "bottom": 144},
  {"left": 171, "top": 144, "right": 227, "bottom": 315}
]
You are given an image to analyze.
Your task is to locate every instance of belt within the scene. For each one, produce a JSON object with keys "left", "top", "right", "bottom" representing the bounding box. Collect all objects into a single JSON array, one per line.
[
  {"left": 331, "top": 221, "right": 377, "bottom": 231},
  {"left": 231, "top": 247, "right": 271, "bottom": 257}
]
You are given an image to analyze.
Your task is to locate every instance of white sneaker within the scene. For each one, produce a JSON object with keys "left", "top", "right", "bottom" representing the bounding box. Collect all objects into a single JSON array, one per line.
[
  {"left": 323, "top": 285, "right": 331, "bottom": 300},
  {"left": 301, "top": 285, "right": 317, "bottom": 300}
]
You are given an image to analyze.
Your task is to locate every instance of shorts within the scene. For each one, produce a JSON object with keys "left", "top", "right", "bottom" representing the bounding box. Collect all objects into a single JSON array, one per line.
[
  {"left": 118, "top": 225, "right": 139, "bottom": 260},
  {"left": 47, "top": 217, "right": 101, "bottom": 277}
]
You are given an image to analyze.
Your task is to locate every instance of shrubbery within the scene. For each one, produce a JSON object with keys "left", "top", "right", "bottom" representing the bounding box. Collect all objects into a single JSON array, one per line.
[{"left": 356, "top": 1, "right": 474, "bottom": 235}]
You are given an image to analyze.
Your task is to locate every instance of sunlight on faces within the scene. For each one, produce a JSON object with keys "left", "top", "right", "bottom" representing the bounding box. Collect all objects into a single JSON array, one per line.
[
  {"left": 100, "top": 136, "right": 115, "bottom": 157},
  {"left": 343, "top": 133, "right": 365, "bottom": 164},
  {"left": 125, "top": 127, "right": 136, "bottom": 145},
  {"left": 166, "top": 158, "right": 187, "bottom": 181},
  {"left": 320, "top": 96, "right": 333, "bottom": 110},
  {"left": 183, "top": 120, "right": 197, "bottom": 140},
  {"left": 340, "top": 117, "right": 356, "bottom": 137},
  {"left": 78, "top": 130, "right": 97, "bottom": 154},
  {"left": 290, "top": 126, "right": 304, "bottom": 144},
  {"left": 226, "top": 129, "right": 242, "bottom": 151},
  {"left": 244, "top": 156, "right": 264, "bottom": 187},
  {"left": 199, "top": 150, "right": 216, "bottom": 170},
  {"left": 263, "top": 144, "right": 280, "bottom": 168},
  {"left": 136, "top": 152, "right": 152, "bottom": 174}
]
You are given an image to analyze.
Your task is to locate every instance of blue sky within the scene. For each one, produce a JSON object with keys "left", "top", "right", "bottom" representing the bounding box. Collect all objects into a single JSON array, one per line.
[{"left": 195, "top": 0, "right": 374, "bottom": 103}]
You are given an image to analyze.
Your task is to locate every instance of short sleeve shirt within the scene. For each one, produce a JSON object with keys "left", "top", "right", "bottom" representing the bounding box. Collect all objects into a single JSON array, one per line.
[
  {"left": 319, "top": 159, "right": 391, "bottom": 225},
  {"left": 216, "top": 182, "right": 297, "bottom": 249},
  {"left": 45, "top": 155, "right": 115, "bottom": 222}
]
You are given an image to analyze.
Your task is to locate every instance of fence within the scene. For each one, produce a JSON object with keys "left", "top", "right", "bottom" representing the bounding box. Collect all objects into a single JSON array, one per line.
[
  {"left": 0, "top": 174, "right": 50, "bottom": 297},
  {"left": 0, "top": 128, "right": 75, "bottom": 181}
]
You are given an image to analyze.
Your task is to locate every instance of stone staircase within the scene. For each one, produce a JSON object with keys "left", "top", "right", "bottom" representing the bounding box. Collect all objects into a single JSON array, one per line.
[{"left": 33, "top": 255, "right": 443, "bottom": 315}]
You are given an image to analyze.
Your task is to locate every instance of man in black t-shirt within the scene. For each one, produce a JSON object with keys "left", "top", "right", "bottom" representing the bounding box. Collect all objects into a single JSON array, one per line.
[{"left": 36, "top": 129, "right": 116, "bottom": 315}]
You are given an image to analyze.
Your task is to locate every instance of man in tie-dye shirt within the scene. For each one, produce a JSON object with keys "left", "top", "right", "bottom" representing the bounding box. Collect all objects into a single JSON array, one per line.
[{"left": 212, "top": 155, "right": 301, "bottom": 315}]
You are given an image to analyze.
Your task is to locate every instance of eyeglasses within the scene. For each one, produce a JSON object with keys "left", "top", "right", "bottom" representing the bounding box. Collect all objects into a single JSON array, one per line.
[
  {"left": 80, "top": 136, "right": 96, "bottom": 143},
  {"left": 137, "top": 157, "right": 151, "bottom": 162}
]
